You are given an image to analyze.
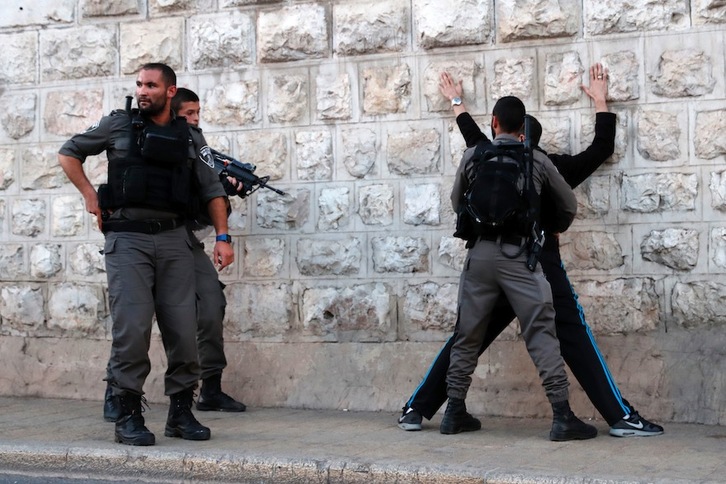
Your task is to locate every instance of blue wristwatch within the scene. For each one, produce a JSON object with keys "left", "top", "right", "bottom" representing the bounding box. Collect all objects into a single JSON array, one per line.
[{"left": 216, "top": 234, "right": 232, "bottom": 243}]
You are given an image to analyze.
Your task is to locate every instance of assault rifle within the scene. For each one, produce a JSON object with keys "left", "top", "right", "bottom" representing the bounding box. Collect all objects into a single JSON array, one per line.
[
  {"left": 522, "top": 114, "right": 545, "bottom": 272},
  {"left": 209, "top": 149, "right": 286, "bottom": 197}
]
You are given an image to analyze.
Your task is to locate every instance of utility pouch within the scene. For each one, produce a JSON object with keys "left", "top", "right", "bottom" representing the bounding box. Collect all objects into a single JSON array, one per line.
[{"left": 141, "top": 125, "right": 188, "bottom": 165}]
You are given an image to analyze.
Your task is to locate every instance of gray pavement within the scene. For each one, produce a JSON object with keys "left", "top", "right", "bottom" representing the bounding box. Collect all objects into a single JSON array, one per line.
[{"left": 0, "top": 397, "right": 724, "bottom": 483}]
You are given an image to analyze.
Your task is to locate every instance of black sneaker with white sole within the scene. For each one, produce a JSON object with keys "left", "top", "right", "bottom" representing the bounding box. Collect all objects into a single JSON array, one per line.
[
  {"left": 609, "top": 412, "right": 664, "bottom": 437},
  {"left": 397, "top": 406, "right": 422, "bottom": 431}
]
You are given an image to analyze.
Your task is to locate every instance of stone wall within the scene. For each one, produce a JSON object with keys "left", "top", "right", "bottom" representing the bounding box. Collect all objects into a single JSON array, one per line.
[{"left": 0, "top": 0, "right": 724, "bottom": 426}]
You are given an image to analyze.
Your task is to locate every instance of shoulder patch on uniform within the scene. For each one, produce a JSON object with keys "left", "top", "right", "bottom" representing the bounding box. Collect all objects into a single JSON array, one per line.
[
  {"left": 84, "top": 120, "right": 101, "bottom": 133},
  {"left": 199, "top": 145, "right": 215, "bottom": 169}
]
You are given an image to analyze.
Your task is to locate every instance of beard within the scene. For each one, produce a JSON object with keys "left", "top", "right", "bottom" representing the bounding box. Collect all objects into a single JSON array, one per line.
[{"left": 137, "top": 96, "right": 166, "bottom": 116}]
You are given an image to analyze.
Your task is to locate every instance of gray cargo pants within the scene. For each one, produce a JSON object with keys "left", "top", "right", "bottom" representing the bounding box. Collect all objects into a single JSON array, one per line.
[
  {"left": 192, "top": 242, "right": 228, "bottom": 380},
  {"left": 446, "top": 237, "right": 570, "bottom": 404},
  {"left": 104, "top": 227, "right": 200, "bottom": 396}
]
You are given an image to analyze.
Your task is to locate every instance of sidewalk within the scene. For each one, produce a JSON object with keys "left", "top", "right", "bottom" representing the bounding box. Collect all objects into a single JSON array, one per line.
[{"left": 0, "top": 396, "right": 724, "bottom": 483}]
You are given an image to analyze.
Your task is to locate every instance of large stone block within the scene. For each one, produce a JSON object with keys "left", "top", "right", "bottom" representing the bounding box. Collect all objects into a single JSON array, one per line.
[
  {"left": 386, "top": 128, "right": 440, "bottom": 175},
  {"left": 204, "top": 80, "right": 259, "bottom": 127},
  {"left": 82, "top": 0, "right": 140, "bottom": 17},
  {"left": 29, "top": 244, "right": 62, "bottom": 279},
  {"left": 571, "top": 277, "right": 660, "bottom": 334},
  {"left": 190, "top": 12, "right": 254, "bottom": 70},
  {"left": 317, "top": 187, "right": 350, "bottom": 231},
  {"left": 574, "top": 175, "right": 612, "bottom": 218},
  {"left": 694, "top": 110, "right": 726, "bottom": 160},
  {"left": 0, "top": 0, "right": 74, "bottom": 28},
  {"left": 315, "top": 70, "right": 352, "bottom": 121},
  {"left": 257, "top": 4, "right": 328, "bottom": 63},
  {"left": 67, "top": 243, "right": 105, "bottom": 278},
  {"left": 20, "top": 147, "right": 67, "bottom": 190},
  {"left": 340, "top": 128, "right": 377, "bottom": 178},
  {"left": 0, "top": 32, "right": 37, "bottom": 85},
  {"left": 358, "top": 184, "right": 393, "bottom": 226},
  {"left": 710, "top": 227, "right": 726, "bottom": 269},
  {"left": 0, "top": 149, "right": 15, "bottom": 190},
  {"left": 40, "top": 26, "right": 117, "bottom": 81},
  {"left": 47, "top": 283, "right": 106, "bottom": 334},
  {"left": 621, "top": 173, "right": 697, "bottom": 213},
  {"left": 709, "top": 170, "right": 726, "bottom": 211},
  {"left": 295, "top": 130, "right": 332, "bottom": 181},
  {"left": 11, "top": 200, "right": 45, "bottom": 237},
  {"left": 650, "top": 49, "right": 716, "bottom": 98},
  {"left": 636, "top": 109, "right": 681, "bottom": 161},
  {"left": 544, "top": 51, "right": 584, "bottom": 106},
  {"left": 559, "top": 231, "right": 624, "bottom": 271},
  {"left": 585, "top": 0, "right": 689, "bottom": 35},
  {"left": 692, "top": 0, "right": 726, "bottom": 25},
  {"left": 601, "top": 51, "right": 640, "bottom": 102},
  {"left": 362, "top": 64, "right": 412, "bottom": 115},
  {"left": 0, "top": 245, "right": 25, "bottom": 279},
  {"left": 537, "top": 115, "right": 571, "bottom": 156},
  {"left": 0, "top": 92, "right": 35, "bottom": 140},
  {"left": 256, "top": 189, "right": 310, "bottom": 230},
  {"left": 300, "top": 283, "right": 393, "bottom": 342},
  {"left": 334, "top": 1, "right": 408, "bottom": 55},
  {"left": 267, "top": 74, "right": 308, "bottom": 124},
  {"left": 403, "top": 183, "right": 440, "bottom": 226},
  {"left": 120, "top": 19, "right": 183, "bottom": 74},
  {"left": 243, "top": 237, "right": 285, "bottom": 277},
  {"left": 414, "top": 0, "right": 491, "bottom": 49},
  {"left": 437, "top": 236, "right": 466, "bottom": 272},
  {"left": 296, "top": 238, "right": 361, "bottom": 276},
  {"left": 0, "top": 284, "right": 45, "bottom": 332},
  {"left": 672, "top": 281, "right": 726, "bottom": 328},
  {"left": 371, "top": 236, "right": 429, "bottom": 273},
  {"left": 224, "top": 282, "right": 292, "bottom": 340},
  {"left": 235, "top": 131, "right": 287, "bottom": 181},
  {"left": 44, "top": 90, "right": 105, "bottom": 138},
  {"left": 641, "top": 228, "right": 699, "bottom": 271},
  {"left": 401, "top": 281, "right": 457, "bottom": 341},
  {"left": 422, "top": 60, "right": 479, "bottom": 113},
  {"left": 51, "top": 195, "right": 84, "bottom": 237},
  {"left": 489, "top": 57, "right": 535, "bottom": 103},
  {"left": 497, "top": 0, "right": 579, "bottom": 42}
]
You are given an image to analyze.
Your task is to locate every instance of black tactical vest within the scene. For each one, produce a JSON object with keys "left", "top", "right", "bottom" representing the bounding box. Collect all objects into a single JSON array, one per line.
[{"left": 98, "top": 111, "right": 195, "bottom": 215}]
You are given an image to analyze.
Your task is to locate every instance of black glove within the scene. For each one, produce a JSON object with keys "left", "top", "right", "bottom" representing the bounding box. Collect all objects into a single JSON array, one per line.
[{"left": 219, "top": 173, "right": 247, "bottom": 198}]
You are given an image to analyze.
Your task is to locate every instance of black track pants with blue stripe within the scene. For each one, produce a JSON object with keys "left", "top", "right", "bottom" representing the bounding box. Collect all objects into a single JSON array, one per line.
[{"left": 406, "top": 242, "right": 633, "bottom": 426}]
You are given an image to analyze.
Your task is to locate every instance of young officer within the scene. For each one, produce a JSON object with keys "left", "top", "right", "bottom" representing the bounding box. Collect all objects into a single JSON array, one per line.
[
  {"left": 399, "top": 64, "right": 663, "bottom": 438},
  {"left": 59, "top": 63, "right": 233, "bottom": 446}
]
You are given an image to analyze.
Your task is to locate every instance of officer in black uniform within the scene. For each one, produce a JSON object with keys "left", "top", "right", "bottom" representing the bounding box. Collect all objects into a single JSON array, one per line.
[{"left": 59, "top": 63, "right": 234, "bottom": 446}]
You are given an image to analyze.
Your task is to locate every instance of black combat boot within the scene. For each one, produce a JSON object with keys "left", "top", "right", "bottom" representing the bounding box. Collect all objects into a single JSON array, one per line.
[
  {"left": 550, "top": 400, "right": 598, "bottom": 441},
  {"left": 103, "top": 382, "right": 121, "bottom": 422},
  {"left": 114, "top": 392, "right": 155, "bottom": 446},
  {"left": 440, "top": 398, "right": 482, "bottom": 434},
  {"left": 165, "top": 388, "right": 211, "bottom": 441},
  {"left": 197, "top": 373, "right": 246, "bottom": 412}
]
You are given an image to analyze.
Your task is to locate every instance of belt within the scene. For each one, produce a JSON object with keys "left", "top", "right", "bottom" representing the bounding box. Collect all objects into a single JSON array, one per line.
[
  {"left": 102, "top": 218, "right": 184, "bottom": 234},
  {"left": 479, "top": 233, "right": 525, "bottom": 246}
]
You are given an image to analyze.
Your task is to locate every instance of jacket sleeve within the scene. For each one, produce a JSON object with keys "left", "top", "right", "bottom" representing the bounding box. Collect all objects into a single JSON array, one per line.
[
  {"left": 455, "top": 112, "right": 490, "bottom": 148},
  {"left": 548, "top": 112, "right": 616, "bottom": 189},
  {"left": 539, "top": 153, "right": 578, "bottom": 234}
]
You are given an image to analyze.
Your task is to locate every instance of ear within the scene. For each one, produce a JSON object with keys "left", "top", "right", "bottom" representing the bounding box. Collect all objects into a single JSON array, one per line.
[
  {"left": 167, "top": 85, "right": 177, "bottom": 100},
  {"left": 491, "top": 115, "right": 499, "bottom": 130}
]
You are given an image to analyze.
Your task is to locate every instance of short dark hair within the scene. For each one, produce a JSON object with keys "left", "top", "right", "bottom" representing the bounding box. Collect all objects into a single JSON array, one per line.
[
  {"left": 492, "top": 96, "right": 526, "bottom": 133},
  {"left": 518, "top": 115, "right": 543, "bottom": 147},
  {"left": 140, "top": 62, "right": 176, "bottom": 88},
  {"left": 171, "top": 87, "right": 199, "bottom": 112}
]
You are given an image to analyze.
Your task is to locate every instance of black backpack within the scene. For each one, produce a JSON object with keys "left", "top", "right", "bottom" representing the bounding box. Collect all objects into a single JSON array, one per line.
[{"left": 454, "top": 115, "right": 539, "bottom": 243}]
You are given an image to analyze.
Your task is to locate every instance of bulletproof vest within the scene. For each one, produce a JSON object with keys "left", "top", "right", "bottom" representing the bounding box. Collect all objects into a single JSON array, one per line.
[
  {"left": 98, "top": 111, "right": 196, "bottom": 215},
  {"left": 454, "top": 140, "right": 540, "bottom": 241}
]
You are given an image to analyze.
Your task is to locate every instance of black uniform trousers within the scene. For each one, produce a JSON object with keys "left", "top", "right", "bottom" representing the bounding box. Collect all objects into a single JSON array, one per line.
[{"left": 406, "top": 239, "right": 632, "bottom": 426}]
